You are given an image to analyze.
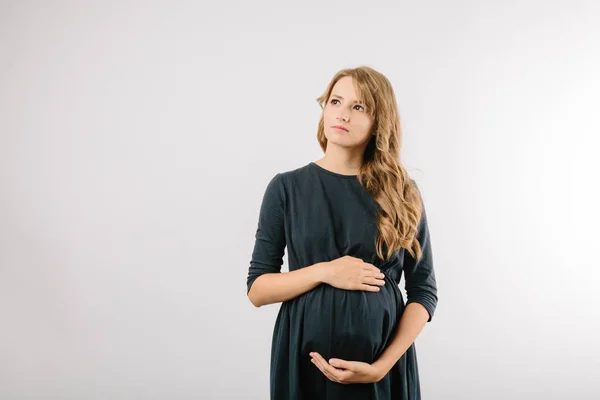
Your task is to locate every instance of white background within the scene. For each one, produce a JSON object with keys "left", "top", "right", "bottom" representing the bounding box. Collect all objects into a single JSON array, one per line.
[{"left": 1, "top": 1, "right": 599, "bottom": 399}]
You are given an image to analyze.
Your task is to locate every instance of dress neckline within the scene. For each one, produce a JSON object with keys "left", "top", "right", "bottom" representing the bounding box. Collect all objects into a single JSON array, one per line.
[{"left": 309, "top": 162, "right": 359, "bottom": 179}]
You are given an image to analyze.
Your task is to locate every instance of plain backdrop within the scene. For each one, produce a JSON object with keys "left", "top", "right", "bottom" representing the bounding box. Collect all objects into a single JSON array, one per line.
[{"left": 1, "top": 1, "right": 599, "bottom": 399}]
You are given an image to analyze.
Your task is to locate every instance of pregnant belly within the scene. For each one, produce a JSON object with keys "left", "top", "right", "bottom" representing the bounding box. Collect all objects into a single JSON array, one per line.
[{"left": 296, "top": 274, "right": 403, "bottom": 363}]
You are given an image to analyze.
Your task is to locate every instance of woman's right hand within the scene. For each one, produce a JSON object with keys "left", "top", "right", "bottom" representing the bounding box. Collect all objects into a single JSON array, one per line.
[{"left": 321, "top": 255, "right": 386, "bottom": 292}]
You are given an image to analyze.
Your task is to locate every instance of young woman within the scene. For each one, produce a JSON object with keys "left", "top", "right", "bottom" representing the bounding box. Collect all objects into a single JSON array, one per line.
[{"left": 246, "top": 66, "right": 438, "bottom": 400}]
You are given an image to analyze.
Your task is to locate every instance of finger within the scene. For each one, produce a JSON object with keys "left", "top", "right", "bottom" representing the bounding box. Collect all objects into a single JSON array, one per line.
[
  {"left": 310, "top": 357, "right": 325, "bottom": 375},
  {"left": 364, "top": 277, "right": 386, "bottom": 286},
  {"left": 360, "top": 284, "right": 380, "bottom": 292},
  {"left": 312, "top": 352, "right": 331, "bottom": 369},
  {"left": 311, "top": 352, "right": 331, "bottom": 373},
  {"left": 329, "top": 358, "right": 352, "bottom": 371},
  {"left": 311, "top": 357, "right": 339, "bottom": 382},
  {"left": 338, "top": 370, "right": 353, "bottom": 383},
  {"left": 313, "top": 353, "right": 342, "bottom": 381},
  {"left": 363, "top": 265, "right": 381, "bottom": 274},
  {"left": 363, "top": 270, "right": 385, "bottom": 279},
  {"left": 364, "top": 268, "right": 384, "bottom": 279}
]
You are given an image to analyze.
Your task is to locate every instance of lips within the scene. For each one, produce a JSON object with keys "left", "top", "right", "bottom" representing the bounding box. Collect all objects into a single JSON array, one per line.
[{"left": 331, "top": 125, "right": 349, "bottom": 132}]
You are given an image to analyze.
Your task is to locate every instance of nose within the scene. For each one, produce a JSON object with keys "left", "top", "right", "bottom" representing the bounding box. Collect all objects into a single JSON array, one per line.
[{"left": 338, "top": 111, "right": 349, "bottom": 123}]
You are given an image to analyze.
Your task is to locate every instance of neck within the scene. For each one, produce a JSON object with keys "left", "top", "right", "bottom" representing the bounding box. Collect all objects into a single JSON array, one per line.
[{"left": 316, "top": 147, "right": 364, "bottom": 175}]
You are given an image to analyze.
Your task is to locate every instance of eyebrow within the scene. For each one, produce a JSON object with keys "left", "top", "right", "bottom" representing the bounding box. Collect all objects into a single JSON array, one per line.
[{"left": 331, "top": 94, "right": 363, "bottom": 104}]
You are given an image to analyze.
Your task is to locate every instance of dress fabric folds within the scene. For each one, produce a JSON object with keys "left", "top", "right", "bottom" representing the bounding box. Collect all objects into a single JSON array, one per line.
[{"left": 247, "top": 162, "right": 438, "bottom": 400}]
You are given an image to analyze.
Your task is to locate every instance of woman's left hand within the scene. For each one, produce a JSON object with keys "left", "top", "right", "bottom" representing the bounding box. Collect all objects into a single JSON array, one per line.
[{"left": 309, "top": 352, "right": 384, "bottom": 384}]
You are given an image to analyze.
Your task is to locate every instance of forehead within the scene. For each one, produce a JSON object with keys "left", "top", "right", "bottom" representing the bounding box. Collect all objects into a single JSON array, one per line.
[{"left": 331, "top": 78, "right": 363, "bottom": 102}]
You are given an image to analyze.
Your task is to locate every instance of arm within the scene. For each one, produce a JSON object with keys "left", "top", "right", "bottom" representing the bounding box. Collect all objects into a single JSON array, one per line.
[
  {"left": 248, "top": 263, "right": 328, "bottom": 307},
  {"left": 373, "top": 190, "right": 438, "bottom": 378},
  {"left": 372, "top": 303, "right": 429, "bottom": 378},
  {"left": 246, "top": 173, "right": 328, "bottom": 307}
]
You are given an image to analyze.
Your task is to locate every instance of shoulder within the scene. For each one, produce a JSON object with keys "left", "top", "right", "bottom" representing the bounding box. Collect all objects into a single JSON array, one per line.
[
  {"left": 406, "top": 177, "right": 422, "bottom": 198},
  {"left": 263, "top": 163, "right": 312, "bottom": 199},
  {"left": 278, "top": 162, "right": 311, "bottom": 178},
  {"left": 272, "top": 162, "right": 314, "bottom": 187}
]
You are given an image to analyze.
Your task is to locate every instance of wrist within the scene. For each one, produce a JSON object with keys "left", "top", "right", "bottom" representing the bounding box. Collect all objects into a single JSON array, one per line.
[
  {"left": 371, "top": 359, "right": 391, "bottom": 381},
  {"left": 312, "top": 261, "right": 330, "bottom": 284}
]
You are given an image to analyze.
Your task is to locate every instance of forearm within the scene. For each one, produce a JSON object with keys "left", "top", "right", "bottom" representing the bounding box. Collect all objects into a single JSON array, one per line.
[
  {"left": 372, "top": 302, "right": 430, "bottom": 378},
  {"left": 248, "top": 262, "right": 328, "bottom": 307}
]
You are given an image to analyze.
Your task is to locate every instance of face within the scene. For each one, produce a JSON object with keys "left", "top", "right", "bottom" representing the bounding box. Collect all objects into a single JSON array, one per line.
[{"left": 323, "top": 76, "right": 375, "bottom": 149}]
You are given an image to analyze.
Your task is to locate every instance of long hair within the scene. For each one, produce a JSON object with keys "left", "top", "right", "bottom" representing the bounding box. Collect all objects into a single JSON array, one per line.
[{"left": 316, "top": 66, "right": 424, "bottom": 262}]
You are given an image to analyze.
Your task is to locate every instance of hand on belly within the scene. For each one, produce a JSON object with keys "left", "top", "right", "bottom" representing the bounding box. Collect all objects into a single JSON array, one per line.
[{"left": 299, "top": 281, "right": 400, "bottom": 362}]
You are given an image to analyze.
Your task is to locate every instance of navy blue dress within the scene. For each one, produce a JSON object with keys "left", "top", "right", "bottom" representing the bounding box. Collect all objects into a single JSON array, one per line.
[{"left": 247, "top": 162, "right": 438, "bottom": 400}]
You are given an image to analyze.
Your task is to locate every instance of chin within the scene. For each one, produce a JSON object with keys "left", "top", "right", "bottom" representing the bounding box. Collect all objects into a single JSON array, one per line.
[
  {"left": 327, "top": 139, "right": 359, "bottom": 150},
  {"left": 325, "top": 135, "right": 345, "bottom": 145},
  {"left": 326, "top": 130, "right": 350, "bottom": 141}
]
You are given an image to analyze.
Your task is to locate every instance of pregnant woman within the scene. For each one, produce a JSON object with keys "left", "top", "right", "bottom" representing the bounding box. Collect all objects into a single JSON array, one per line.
[{"left": 246, "top": 66, "right": 439, "bottom": 400}]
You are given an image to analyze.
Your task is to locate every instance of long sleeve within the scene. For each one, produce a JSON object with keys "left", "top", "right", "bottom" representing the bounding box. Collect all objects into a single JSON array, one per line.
[
  {"left": 246, "top": 173, "right": 287, "bottom": 295},
  {"left": 403, "top": 188, "right": 438, "bottom": 322}
]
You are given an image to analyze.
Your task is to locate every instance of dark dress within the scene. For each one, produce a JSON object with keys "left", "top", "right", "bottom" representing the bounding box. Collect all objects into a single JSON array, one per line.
[{"left": 246, "top": 162, "right": 438, "bottom": 400}]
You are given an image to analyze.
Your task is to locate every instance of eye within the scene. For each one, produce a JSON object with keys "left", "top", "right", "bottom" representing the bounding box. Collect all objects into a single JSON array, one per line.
[{"left": 330, "top": 98, "right": 364, "bottom": 111}]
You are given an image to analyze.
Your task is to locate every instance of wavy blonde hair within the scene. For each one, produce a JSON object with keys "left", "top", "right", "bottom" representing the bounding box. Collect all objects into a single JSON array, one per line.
[{"left": 316, "top": 66, "right": 424, "bottom": 262}]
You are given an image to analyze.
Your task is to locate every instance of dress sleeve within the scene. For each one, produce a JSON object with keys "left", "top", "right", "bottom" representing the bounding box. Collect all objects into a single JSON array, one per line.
[
  {"left": 403, "top": 185, "right": 438, "bottom": 322},
  {"left": 246, "top": 173, "right": 286, "bottom": 295}
]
